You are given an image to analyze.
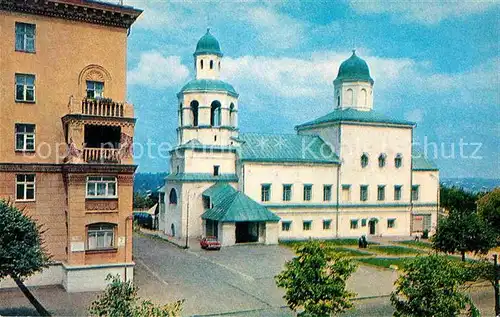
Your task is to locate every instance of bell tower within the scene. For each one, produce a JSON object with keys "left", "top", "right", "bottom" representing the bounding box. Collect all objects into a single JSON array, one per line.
[
  {"left": 176, "top": 29, "right": 239, "bottom": 146},
  {"left": 333, "top": 50, "right": 374, "bottom": 111}
]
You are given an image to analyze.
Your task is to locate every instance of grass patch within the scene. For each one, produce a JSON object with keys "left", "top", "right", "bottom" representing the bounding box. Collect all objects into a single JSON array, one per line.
[
  {"left": 396, "top": 240, "right": 433, "bottom": 249},
  {"left": 357, "top": 257, "right": 414, "bottom": 269},
  {"left": 331, "top": 247, "right": 373, "bottom": 257},
  {"left": 280, "top": 238, "right": 379, "bottom": 249},
  {"left": 368, "top": 245, "right": 424, "bottom": 255}
]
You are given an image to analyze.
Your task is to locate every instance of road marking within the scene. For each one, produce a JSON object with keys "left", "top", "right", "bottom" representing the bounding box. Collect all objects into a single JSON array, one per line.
[
  {"left": 135, "top": 257, "right": 169, "bottom": 287},
  {"left": 186, "top": 250, "right": 255, "bottom": 282}
]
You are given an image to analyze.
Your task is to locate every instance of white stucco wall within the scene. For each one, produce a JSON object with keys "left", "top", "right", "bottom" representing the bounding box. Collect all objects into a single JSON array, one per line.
[
  {"left": 183, "top": 150, "right": 237, "bottom": 174},
  {"left": 412, "top": 170, "right": 439, "bottom": 204}
]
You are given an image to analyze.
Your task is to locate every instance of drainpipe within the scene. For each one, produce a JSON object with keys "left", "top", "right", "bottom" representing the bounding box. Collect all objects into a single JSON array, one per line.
[
  {"left": 124, "top": 215, "right": 133, "bottom": 282},
  {"left": 335, "top": 165, "right": 340, "bottom": 238}
]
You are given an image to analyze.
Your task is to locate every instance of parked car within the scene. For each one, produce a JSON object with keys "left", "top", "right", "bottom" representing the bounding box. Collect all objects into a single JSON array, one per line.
[{"left": 200, "top": 236, "right": 221, "bottom": 250}]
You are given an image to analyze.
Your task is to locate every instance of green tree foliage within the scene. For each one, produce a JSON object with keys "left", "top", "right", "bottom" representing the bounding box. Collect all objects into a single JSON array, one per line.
[
  {"left": 439, "top": 186, "right": 479, "bottom": 213},
  {"left": 0, "top": 200, "right": 51, "bottom": 280},
  {"left": 477, "top": 188, "right": 500, "bottom": 235},
  {"left": 133, "top": 192, "right": 156, "bottom": 209},
  {"left": 89, "top": 275, "right": 184, "bottom": 317},
  {"left": 0, "top": 200, "right": 52, "bottom": 316},
  {"left": 432, "top": 210, "right": 496, "bottom": 261},
  {"left": 275, "top": 240, "right": 357, "bottom": 316},
  {"left": 391, "top": 255, "right": 479, "bottom": 317}
]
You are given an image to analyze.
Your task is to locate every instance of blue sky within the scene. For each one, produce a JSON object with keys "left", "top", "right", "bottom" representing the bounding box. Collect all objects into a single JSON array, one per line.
[{"left": 123, "top": 0, "right": 499, "bottom": 179}]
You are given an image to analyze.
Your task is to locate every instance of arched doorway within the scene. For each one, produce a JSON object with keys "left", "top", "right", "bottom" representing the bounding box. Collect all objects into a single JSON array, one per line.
[
  {"left": 171, "top": 223, "right": 176, "bottom": 236},
  {"left": 368, "top": 218, "right": 378, "bottom": 235}
]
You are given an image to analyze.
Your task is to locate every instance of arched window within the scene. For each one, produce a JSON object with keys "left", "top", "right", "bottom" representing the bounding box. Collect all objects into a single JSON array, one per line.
[
  {"left": 169, "top": 188, "right": 178, "bottom": 205},
  {"left": 361, "top": 89, "right": 367, "bottom": 105},
  {"left": 190, "top": 100, "right": 199, "bottom": 127},
  {"left": 395, "top": 154, "right": 403, "bottom": 168},
  {"left": 218, "top": 61, "right": 221, "bottom": 70},
  {"left": 346, "top": 89, "right": 353, "bottom": 105},
  {"left": 229, "top": 103, "right": 235, "bottom": 126},
  {"left": 361, "top": 153, "right": 369, "bottom": 168},
  {"left": 210, "top": 100, "right": 221, "bottom": 127},
  {"left": 200, "top": 60, "right": 204, "bottom": 69},
  {"left": 337, "top": 95, "right": 340, "bottom": 107},
  {"left": 378, "top": 154, "right": 386, "bottom": 168},
  {"left": 210, "top": 60, "right": 213, "bottom": 69},
  {"left": 179, "top": 103, "right": 183, "bottom": 126}
]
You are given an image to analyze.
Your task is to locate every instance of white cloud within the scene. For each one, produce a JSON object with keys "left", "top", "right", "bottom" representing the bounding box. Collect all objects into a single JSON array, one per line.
[
  {"left": 128, "top": 52, "right": 189, "bottom": 88},
  {"left": 348, "top": 0, "right": 500, "bottom": 25}
]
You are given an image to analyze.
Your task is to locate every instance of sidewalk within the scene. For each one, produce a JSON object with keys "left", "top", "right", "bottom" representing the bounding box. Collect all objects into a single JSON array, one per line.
[{"left": 139, "top": 228, "right": 202, "bottom": 251}]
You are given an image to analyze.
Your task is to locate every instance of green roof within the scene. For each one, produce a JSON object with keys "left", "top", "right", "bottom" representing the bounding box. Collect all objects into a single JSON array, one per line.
[
  {"left": 237, "top": 133, "right": 340, "bottom": 164},
  {"left": 202, "top": 184, "right": 280, "bottom": 222},
  {"left": 179, "top": 79, "right": 238, "bottom": 97},
  {"left": 194, "top": 29, "right": 222, "bottom": 57},
  {"left": 296, "top": 108, "right": 415, "bottom": 129},
  {"left": 166, "top": 173, "right": 238, "bottom": 183},
  {"left": 173, "top": 139, "right": 237, "bottom": 153},
  {"left": 335, "top": 51, "right": 373, "bottom": 83},
  {"left": 412, "top": 150, "right": 439, "bottom": 171}
]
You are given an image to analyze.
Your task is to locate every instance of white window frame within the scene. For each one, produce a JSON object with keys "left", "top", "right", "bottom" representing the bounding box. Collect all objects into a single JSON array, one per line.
[
  {"left": 395, "top": 154, "right": 403, "bottom": 168},
  {"left": 387, "top": 218, "right": 396, "bottom": 229},
  {"left": 282, "top": 184, "right": 292, "bottom": 201},
  {"left": 394, "top": 185, "right": 402, "bottom": 201},
  {"left": 360, "top": 185, "right": 369, "bottom": 201},
  {"left": 350, "top": 219, "right": 359, "bottom": 229},
  {"left": 323, "top": 219, "right": 332, "bottom": 230},
  {"left": 377, "top": 185, "right": 386, "bottom": 201},
  {"left": 86, "top": 176, "right": 118, "bottom": 199},
  {"left": 87, "top": 223, "right": 115, "bottom": 250},
  {"left": 86, "top": 80, "right": 104, "bottom": 99},
  {"left": 15, "top": 22, "right": 36, "bottom": 52},
  {"left": 15, "top": 74, "right": 35, "bottom": 102},
  {"left": 303, "top": 184, "right": 312, "bottom": 201},
  {"left": 16, "top": 174, "right": 36, "bottom": 201},
  {"left": 261, "top": 184, "right": 271, "bottom": 202},
  {"left": 323, "top": 185, "right": 332, "bottom": 201},
  {"left": 412, "top": 185, "right": 420, "bottom": 201},
  {"left": 281, "top": 221, "right": 291, "bottom": 232},
  {"left": 15, "top": 123, "right": 35, "bottom": 151},
  {"left": 302, "top": 220, "right": 312, "bottom": 231},
  {"left": 342, "top": 185, "right": 351, "bottom": 201}
]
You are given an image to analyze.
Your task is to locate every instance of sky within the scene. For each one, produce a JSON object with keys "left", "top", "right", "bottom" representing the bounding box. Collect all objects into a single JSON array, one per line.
[{"left": 122, "top": 0, "right": 500, "bottom": 179}]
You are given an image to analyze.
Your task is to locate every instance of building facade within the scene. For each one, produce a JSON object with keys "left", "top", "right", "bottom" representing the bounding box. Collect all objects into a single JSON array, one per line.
[
  {"left": 160, "top": 31, "right": 439, "bottom": 247},
  {"left": 0, "top": 0, "right": 141, "bottom": 292}
]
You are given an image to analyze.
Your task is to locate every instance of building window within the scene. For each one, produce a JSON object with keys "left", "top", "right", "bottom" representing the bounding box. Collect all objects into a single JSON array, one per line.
[
  {"left": 16, "top": 174, "right": 35, "bottom": 201},
  {"left": 190, "top": 100, "right": 199, "bottom": 127},
  {"left": 361, "top": 153, "right": 369, "bottom": 168},
  {"left": 412, "top": 185, "right": 420, "bottom": 201},
  {"left": 87, "top": 223, "right": 115, "bottom": 250},
  {"left": 200, "top": 59, "right": 204, "bottom": 69},
  {"left": 86, "top": 81, "right": 104, "bottom": 99},
  {"left": 229, "top": 103, "right": 235, "bottom": 126},
  {"left": 282, "top": 184, "right": 292, "bottom": 201},
  {"left": 15, "top": 123, "right": 35, "bottom": 151},
  {"left": 342, "top": 185, "right": 351, "bottom": 201},
  {"left": 15, "top": 22, "right": 35, "bottom": 52},
  {"left": 360, "top": 185, "right": 368, "bottom": 201},
  {"left": 361, "top": 88, "right": 367, "bottom": 105},
  {"left": 303, "top": 220, "right": 312, "bottom": 231},
  {"left": 86, "top": 176, "right": 117, "bottom": 199},
  {"left": 323, "top": 219, "right": 332, "bottom": 230},
  {"left": 387, "top": 218, "right": 396, "bottom": 229},
  {"left": 346, "top": 88, "right": 353, "bottom": 105},
  {"left": 361, "top": 219, "right": 367, "bottom": 227},
  {"left": 282, "top": 221, "right": 291, "bottom": 232},
  {"left": 210, "top": 101, "right": 222, "bottom": 127},
  {"left": 261, "top": 184, "right": 271, "bottom": 202},
  {"left": 350, "top": 219, "right": 359, "bottom": 229},
  {"left": 395, "top": 154, "right": 402, "bottom": 168},
  {"left": 169, "top": 188, "right": 178, "bottom": 205},
  {"left": 213, "top": 165, "right": 220, "bottom": 176},
  {"left": 377, "top": 185, "right": 386, "bottom": 201},
  {"left": 378, "top": 154, "right": 386, "bottom": 167},
  {"left": 323, "top": 185, "right": 332, "bottom": 201},
  {"left": 303, "top": 184, "right": 312, "bottom": 201},
  {"left": 394, "top": 185, "right": 402, "bottom": 201},
  {"left": 210, "top": 60, "right": 213, "bottom": 69},
  {"left": 15, "top": 74, "right": 35, "bottom": 102}
]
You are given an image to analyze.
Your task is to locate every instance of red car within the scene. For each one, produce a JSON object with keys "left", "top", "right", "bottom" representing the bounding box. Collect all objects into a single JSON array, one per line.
[{"left": 200, "top": 236, "right": 221, "bottom": 250}]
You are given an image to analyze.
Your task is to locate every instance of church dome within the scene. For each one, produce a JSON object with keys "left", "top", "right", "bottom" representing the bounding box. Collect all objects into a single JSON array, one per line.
[
  {"left": 335, "top": 50, "right": 373, "bottom": 83},
  {"left": 194, "top": 29, "right": 223, "bottom": 57}
]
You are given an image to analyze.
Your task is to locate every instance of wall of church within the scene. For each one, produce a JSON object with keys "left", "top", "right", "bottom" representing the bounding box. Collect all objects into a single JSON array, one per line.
[
  {"left": 334, "top": 81, "right": 373, "bottom": 110},
  {"left": 339, "top": 124, "right": 413, "bottom": 205},
  {"left": 183, "top": 150, "right": 237, "bottom": 174},
  {"left": 195, "top": 54, "right": 222, "bottom": 80},
  {"left": 242, "top": 162, "right": 338, "bottom": 205},
  {"left": 412, "top": 170, "right": 439, "bottom": 204},
  {"left": 181, "top": 129, "right": 238, "bottom": 146}
]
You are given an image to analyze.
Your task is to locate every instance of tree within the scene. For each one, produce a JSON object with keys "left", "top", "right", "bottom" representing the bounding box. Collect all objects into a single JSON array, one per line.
[
  {"left": 478, "top": 188, "right": 500, "bottom": 236},
  {"left": 0, "top": 200, "right": 52, "bottom": 316},
  {"left": 89, "top": 274, "right": 184, "bottom": 317},
  {"left": 432, "top": 210, "right": 496, "bottom": 261},
  {"left": 439, "top": 186, "right": 479, "bottom": 213},
  {"left": 275, "top": 240, "right": 357, "bottom": 316},
  {"left": 133, "top": 192, "right": 155, "bottom": 209},
  {"left": 391, "top": 255, "right": 479, "bottom": 317}
]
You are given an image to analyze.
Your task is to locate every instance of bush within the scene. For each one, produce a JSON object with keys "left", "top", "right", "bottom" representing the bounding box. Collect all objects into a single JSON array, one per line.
[{"left": 421, "top": 229, "right": 429, "bottom": 239}]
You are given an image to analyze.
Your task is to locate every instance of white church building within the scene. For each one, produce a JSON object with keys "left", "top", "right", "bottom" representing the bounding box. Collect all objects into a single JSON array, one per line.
[{"left": 159, "top": 30, "right": 439, "bottom": 246}]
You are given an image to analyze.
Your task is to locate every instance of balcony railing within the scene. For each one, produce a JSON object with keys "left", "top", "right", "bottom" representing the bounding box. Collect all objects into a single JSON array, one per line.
[
  {"left": 83, "top": 148, "right": 120, "bottom": 163},
  {"left": 67, "top": 97, "right": 134, "bottom": 118}
]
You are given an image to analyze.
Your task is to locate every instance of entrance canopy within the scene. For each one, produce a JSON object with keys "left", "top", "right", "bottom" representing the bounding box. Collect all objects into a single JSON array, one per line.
[{"left": 202, "top": 184, "right": 280, "bottom": 223}]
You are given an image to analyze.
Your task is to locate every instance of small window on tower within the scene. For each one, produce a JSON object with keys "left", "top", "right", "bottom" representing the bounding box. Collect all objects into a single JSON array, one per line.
[
  {"left": 213, "top": 165, "right": 220, "bottom": 176},
  {"left": 200, "top": 60, "right": 204, "bottom": 69},
  {"left": 210, "top": 60, "right": 213, "bottom": 69}
]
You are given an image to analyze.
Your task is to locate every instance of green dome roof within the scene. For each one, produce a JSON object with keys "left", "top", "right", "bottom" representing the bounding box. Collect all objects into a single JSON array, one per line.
[
  {"left": 335, "top": 50, "right": 373, "bottom": 83},
  {"left": 194, "top": 29, "right": 223, "bottom": 57},
  {"left": 178, "top": 79, "right": 238, "bottom": 97}
]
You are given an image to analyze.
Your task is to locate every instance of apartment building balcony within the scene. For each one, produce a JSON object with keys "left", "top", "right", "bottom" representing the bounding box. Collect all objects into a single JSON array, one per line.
[
  {"left": 66, "top": 96, "right": 135, "bottom": 119},
  {"left": 83, "top": 147, "right": 120, "bottom": 164}
]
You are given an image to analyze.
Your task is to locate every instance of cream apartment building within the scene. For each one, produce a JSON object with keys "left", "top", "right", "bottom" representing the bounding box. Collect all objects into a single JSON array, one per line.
[
  {"left": 0, "top": 0, "right": 141, "bottom": 291},
  {"left": 159, "top": 30, "right": 439, "bottom": 246}
]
